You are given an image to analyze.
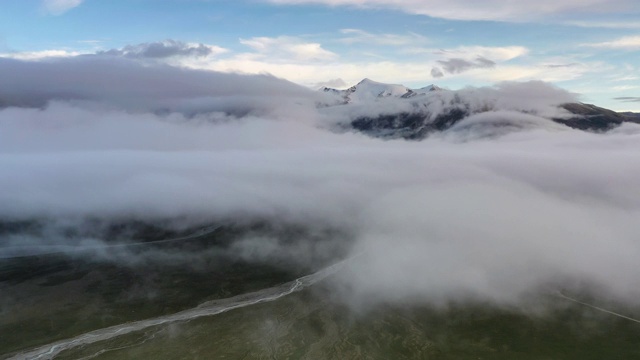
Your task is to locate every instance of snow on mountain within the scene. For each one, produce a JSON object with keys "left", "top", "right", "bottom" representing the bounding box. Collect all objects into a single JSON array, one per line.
[
  {"left": 401, "top": 84, "right": 443, "bottom": 99},
  {"left": 322, "top": 78, "right": 441, "bottom": 104},
  {"left": 319, "top": 79, "right": 636, "bottom": 140}
]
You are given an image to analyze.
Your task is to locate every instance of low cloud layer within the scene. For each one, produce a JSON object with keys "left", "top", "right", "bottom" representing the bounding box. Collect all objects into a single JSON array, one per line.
[
  {"left": 0, "top": 56, "right": 318, "bottom": 115},
  {"left": 97, "top": 40, "right": 227, "bottom": 59},
  {"left": 1, "top": 56, "right": 640, "bottom": 309}
]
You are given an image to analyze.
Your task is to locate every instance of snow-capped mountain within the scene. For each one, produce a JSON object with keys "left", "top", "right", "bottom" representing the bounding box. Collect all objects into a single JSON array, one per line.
[
  {"left": 319, "top": 79, "right": 639, "bottom": 140},
  {"left": 322, "top": 78, "right": 441, "bottom": 104}
]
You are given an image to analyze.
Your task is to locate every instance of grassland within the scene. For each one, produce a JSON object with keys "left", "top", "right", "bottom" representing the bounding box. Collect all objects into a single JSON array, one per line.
[
  {"left": 2, "top": 223, "right": 640, "bottom": 359},
  {"left": 51, "top": 284, "right": 640, "bottom": 360}
]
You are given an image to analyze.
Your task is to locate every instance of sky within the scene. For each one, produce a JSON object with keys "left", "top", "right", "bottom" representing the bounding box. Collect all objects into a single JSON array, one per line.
[{"left": 0, "top": 0, "right": 638, "bottom": 111}]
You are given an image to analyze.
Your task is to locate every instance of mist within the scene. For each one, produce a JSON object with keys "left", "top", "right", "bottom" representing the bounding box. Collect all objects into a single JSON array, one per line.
[{"left": 2, "top": 56, "right": 640, "bottom": 309}]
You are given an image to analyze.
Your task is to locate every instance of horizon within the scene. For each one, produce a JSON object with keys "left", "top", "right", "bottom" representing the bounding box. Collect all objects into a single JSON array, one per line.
[{"left": 0, "top": 0, "right": 639, "bottom": 112}]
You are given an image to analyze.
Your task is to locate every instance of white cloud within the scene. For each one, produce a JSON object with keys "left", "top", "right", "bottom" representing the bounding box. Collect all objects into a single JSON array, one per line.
[
  {"left": 564, "top": 20, "right": 640, "bottom": 29},
  {"left": 3, "top": 36, "right": 604, "bottom": 102},
  {"left": 239, "top": 36, "right": 338, "bottom": 61},
  {"left": 476, "top": 63, "right": 597, "bottom": 83},
  {"left": 175, "top": 37, "right": 531, "bottom": 87},
  {"left": 182, "top": 55, "right": 595, "bottom": 90},
  {"left": 583, "top": 35, "right": 640, "bottom": 50},
  {"left": 431, "top": 46, "right": 529, "bottom": 62},
  {"left": 189, "top": 58, "right": 438, "bottom": 87},
  {"left": 612, "top": 85, "right": 639, "bottom": 91},
  {"left": 2, "top": 56, "right": 640, "bottom": 308},
  {"left": 265, "top": 0, "right": 636, "bottom": 22},
  {"left": 181, "top": 42, "right": 551, "bottom": 87},
  {"left": 0, "top": 50, "right": 81, "bottom": 60},
  {"left": 338, "top": 29, "right": 429, "bottom": 46},
  {"left": 313, "top": 78, "right": 347, "bottom": 88},
  {"left": 42, "top": 0, "right": 84, "bottom": 15}
]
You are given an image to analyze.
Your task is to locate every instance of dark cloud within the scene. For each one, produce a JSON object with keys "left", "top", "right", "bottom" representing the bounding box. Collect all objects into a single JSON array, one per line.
[
  {"left": 430, "top": 67, "right": 444, "bottom": 78},
  {"left": 474, "top": 56, "right": 495, "bottom": 67},
  {"left": 615, "top": 96, "right": 640, "bottom": 102},
  {"left": 97, "top": 39, "right": 221, "bottom": 59},
  {"left": 0, "top": 56, "right": 318, "bottom": 115},
  {"left": 437, "top": 56, "right": 496, "bottom": 74},
  {"left": 545, "top": 63, "right": 580, "bottom": 68}
]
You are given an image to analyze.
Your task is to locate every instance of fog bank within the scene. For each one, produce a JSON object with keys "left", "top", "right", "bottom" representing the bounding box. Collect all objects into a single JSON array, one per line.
[{"left": 2, "top": 56, "right": 640, "bottom": 307}]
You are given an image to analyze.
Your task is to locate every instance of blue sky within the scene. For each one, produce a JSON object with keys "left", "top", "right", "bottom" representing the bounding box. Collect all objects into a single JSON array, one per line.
[{"left": 1, "top": 0, "right": 639, "bottom": 110}]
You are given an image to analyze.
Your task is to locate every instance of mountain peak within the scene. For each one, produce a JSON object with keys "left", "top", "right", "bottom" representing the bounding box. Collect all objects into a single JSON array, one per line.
[
  {"left": 419, "top": 84, "right": 441, "bottom": 91},
  {"left": 357, "top": 78, "right": 378, "bottom": 85},
  {"left": 321, "top": 79, "right": 442, "bottom": 104}
]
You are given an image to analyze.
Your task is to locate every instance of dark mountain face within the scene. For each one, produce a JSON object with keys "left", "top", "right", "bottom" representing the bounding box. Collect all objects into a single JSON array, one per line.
[
  {"left": 621, "top": 111, "right": 640, "bottom": 120},
  {"left": 350, "top": 103, "right": 637, "bottom": 140},
  {"left": 351, "top": 109, "right": 467, "bottom": 140},
  {"left": 555, "top": 103, "right": 639, "bottom": 131}
]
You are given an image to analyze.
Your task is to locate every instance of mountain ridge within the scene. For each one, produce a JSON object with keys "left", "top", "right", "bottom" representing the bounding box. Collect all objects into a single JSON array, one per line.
[
  {"left": 321, "top": 78, "right": 441, "bottom": 104},
  {"left": 320, "top": 78, "right": 640, "bottom": 139}
]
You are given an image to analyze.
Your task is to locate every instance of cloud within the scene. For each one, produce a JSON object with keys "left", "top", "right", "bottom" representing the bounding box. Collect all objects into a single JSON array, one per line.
[
  {"left": 42, "top": 0, "right": 84, "bottom": 15},
  {"left": 582, "top": 36, "right": 640, "bottom": 50},
  {"left": 438, "top": 56, "right": 496, "bottom": 74},
  {"left": 336, "top": 157, "right": 640, "bottom": 305},
  {"left": 477, "top": 62, "right": 597, "bottom": 83},
  {"left": 97, "top": 39, "right": 228, "bottom": 59},
  {"left": 432, "top": 46, "right": 529, "bottom": 62},
  {"left": 402, "top": 45, "right": 529, "bottom": 78},
  {"left": 615, "top": 97, "right": 640, "bottom": 102},
  {"left": 583, "top": 35, "right": 640, "bottom": 49},
  {"left": 2, "top": 56, "right": 640, "bottom": 309},
  {"left": 430, "top": 67, "right": 444, "bottom": 78},
  {"left": 0, "top": 37, "right": 550, "bottom": 92},
  {"left": 265, "top": 0, "right": 637, "bottom": 22},
  {"left": 612, "top": 86, "right": 639, "bottom": 92},
  {"left": 314, "top": 78, "right": 347, "bottom": 88},
  {"left": 338, "top": 29, "right": 429, "bottom": 46},
  {"left": 239, "top": 36, "right": 338, "bottom": 61},
  {"left": 197, "top": 58, "right": 439, "bottom": 87},
  {"left": 0, "top": 56, "right": 318, "bottom": 113},
  {"left": 0, "top": 50, "right": 81, "bottom": 60},
  {"left": 325, "top": 80, "right": 577, "bottom": 124},
  {"left": 544, "top": 63, "right": 580, "bottom": 68},
  {"left": 564, "top": 20, "right": 640, "bottom": 29},
  {"left": 175, "top": 41, "right": 536, "bottom": 88},
  {"left": 0, "top": 40, "right": 227, "bottom": 63},
  {"left": 186, "top": 56, "right": 592, "bottom": 92}
]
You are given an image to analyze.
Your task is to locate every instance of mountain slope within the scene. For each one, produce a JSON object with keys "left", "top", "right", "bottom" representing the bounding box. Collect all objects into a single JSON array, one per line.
[
  {"left": 556, "top": 103, "right": 637, "bottom": 130},
  {"left": 322, "top": 79, "right": 639, "bottom": 140},
  {"left": 322, "top": 78, "right": 440, "bottom": 104}
]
